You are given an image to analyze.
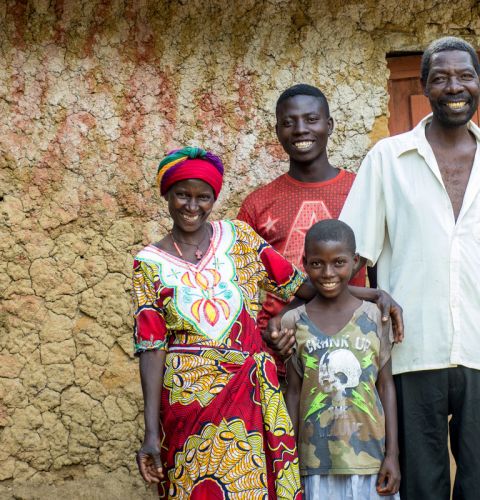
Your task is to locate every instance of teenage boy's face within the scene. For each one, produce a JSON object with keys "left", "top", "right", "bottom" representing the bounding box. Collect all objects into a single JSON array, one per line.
[
  {"left": 276, "top": 95, "right": 333, "bottom": 164},
  {"left": 303, "top": 239, "right": 358, "bottom": 299}
]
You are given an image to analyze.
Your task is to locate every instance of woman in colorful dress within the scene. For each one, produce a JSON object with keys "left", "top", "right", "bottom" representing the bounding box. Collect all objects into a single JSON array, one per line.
[{"left": 132, "top": 147, "right": 308, "bottom": 499}]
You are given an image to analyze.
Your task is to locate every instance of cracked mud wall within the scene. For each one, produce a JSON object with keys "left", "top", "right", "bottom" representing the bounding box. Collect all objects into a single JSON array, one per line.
[{"left": 1, "top": 0, "right": 479, "bottom": 496}]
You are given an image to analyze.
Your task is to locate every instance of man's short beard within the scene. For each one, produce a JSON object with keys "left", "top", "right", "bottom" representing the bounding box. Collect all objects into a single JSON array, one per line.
[{"left": 432, "top": 102, "right": 477, "bottom": 128}]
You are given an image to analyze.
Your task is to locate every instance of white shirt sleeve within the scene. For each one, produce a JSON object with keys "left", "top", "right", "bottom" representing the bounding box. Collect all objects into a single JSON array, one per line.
[{"left": 339, "top": 147, "right": 386, "bottom": 267}]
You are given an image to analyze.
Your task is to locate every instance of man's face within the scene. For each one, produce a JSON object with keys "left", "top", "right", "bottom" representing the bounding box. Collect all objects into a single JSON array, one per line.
[
  {"left": 423, "top": 50, "right": 480, "bottom": 127},
  {"left": 276, "top": 95, "right": 333, "bottom": 164}
]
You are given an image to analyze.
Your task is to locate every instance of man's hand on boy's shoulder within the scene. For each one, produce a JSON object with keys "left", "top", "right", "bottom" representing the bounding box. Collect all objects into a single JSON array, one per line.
[
  {"left": 263, "top": 316, "right": 295, "bottom": 359},
  {"left": 349, "top": 286, "right": 404, "bottom": 343},
  {"left": 375, "top": 289, "right": 404, "bottom": 344}
]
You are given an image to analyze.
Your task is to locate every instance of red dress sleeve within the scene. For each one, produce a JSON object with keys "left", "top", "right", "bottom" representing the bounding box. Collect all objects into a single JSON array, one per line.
[{"left": 132, "top": 259, "right": 168, "bottom": 355}]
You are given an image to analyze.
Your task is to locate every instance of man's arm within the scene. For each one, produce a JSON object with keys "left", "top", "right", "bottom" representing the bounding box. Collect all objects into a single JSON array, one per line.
[
  {"left": 264, "top": 283, "right": 404, "bottom": 357},
  {"left": 349, "top": 285, "right": 404, "bottom": 343}
]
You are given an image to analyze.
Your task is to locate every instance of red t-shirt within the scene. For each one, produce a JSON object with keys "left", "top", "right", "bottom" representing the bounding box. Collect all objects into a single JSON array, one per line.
[{"left": 238, "top": 169, "right": 366, "bottom": 331}]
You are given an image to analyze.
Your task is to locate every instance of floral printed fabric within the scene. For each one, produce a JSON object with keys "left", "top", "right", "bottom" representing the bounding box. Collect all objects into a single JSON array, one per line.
[{"left": 132, "top": 219, "right": 305, "bottom": 498}]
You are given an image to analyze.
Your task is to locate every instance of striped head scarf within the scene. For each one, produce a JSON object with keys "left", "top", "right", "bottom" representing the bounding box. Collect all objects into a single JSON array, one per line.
[{"left": 156, "top": 147, "right": 224, "bottom": 199}]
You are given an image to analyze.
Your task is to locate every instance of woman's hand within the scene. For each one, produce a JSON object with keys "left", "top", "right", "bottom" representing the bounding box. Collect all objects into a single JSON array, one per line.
[
  {"left": 138, "top": 350, "right": 166, "bottom": 483},
  {"left": 376, "top": 453, "right": 401, "bottom": 496},
  {"left": 137, "top": 436, "right": 164, "bottom": 484}
]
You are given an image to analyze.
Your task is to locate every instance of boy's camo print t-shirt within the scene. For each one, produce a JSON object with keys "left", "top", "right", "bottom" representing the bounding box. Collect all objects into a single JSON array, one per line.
[{"left": 282, "top": 301, "right": 393, "bottom": 476}]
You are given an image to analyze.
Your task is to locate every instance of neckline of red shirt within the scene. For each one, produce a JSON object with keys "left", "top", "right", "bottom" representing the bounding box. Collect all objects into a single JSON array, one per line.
[{"left": 283, "top": 168, "right": 346, "bottom": 188}]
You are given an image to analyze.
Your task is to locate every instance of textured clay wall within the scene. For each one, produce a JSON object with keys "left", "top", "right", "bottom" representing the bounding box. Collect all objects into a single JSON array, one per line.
[{"left": 1, "top": 0, "right": 479, "bottom": 497}]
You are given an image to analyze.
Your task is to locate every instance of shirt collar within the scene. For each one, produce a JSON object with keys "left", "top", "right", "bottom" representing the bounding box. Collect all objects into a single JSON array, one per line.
[{"left": 395, "top": 113, "right": 480, "bottom": 157}]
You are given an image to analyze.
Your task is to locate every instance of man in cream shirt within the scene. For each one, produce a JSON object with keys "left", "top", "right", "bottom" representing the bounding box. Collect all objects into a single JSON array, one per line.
[{"left": 340, "top": 37, "right": 480, "bottom": 500}]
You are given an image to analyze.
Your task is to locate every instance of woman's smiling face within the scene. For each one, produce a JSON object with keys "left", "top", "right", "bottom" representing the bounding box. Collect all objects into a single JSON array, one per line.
[{"left": 166, "top": 179, "right": 215, "bottom": 233}]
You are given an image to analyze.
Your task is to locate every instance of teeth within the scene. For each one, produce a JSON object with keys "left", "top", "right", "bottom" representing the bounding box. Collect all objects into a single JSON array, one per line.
[
  {"left": 182, "top": 214, "right": 199, "bottom": 222},
  {"left": 322, "top": 283, "right": 337, "bottom": 289},
  {"left": 294, "top": 141, "right": 313, "bottom": 149},
  {"left": 447, "top": 101, "right": 466, "bottom": 109}
]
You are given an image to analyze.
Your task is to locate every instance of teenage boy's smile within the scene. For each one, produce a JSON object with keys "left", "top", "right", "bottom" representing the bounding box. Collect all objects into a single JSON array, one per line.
[
  {"left": 293, "top": 140, "right": 315, "bottom": 150},
  {"left": 276, "top": 94, "right": 333, "bottom": 164}
]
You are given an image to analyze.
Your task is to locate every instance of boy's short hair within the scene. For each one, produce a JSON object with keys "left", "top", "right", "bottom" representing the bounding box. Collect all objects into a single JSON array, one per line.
[
  {"left": 421, "top": 36, "right": 480, "bottom": 83},
  {"left": 276, "top": 84, "right": 330, "bottom": 116},
  {"left": 305, "top": 219, "right": 356, "bottom": 254}
]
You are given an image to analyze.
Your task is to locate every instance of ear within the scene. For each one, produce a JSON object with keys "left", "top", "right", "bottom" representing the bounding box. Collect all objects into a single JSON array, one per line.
[
  {"left": 353, "top": 252, "right": 360, "bottom": 265},
  {"left": 302, "top": 254, "right": 308, "bottom": 269},
  {"left": 421, "top": 79, "right": 429, "bottom": 97},
  {"left": 327, "top": 116, "right": 334, "bottom": 136}
]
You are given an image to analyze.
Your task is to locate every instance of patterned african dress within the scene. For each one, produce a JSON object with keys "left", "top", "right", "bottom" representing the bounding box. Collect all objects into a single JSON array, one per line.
[{"left": 132, "top": 219, "right": 304, "bottom": 499}]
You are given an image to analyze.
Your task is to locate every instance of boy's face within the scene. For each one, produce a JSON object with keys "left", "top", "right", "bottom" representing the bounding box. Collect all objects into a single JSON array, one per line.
[
  {"left": 275, "top": 95, "right": 333, "bottom": 164},
  {"left": 303, "top": 239, "right": 358, "bottom": 299}
]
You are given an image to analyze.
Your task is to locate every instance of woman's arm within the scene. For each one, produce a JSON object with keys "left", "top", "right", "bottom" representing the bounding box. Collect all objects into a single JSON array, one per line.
[
  {"left": 376, "top": 359, "right": 401, "bottom": 496},
  {"left": 262, "top": 290, "right": 310, "bottom": 358},
  {"left": 285, "top": 359, "right": 301, "bottom": 443},
  {"left": 137, "top": 349, "right": 166, "bottom": 484}
]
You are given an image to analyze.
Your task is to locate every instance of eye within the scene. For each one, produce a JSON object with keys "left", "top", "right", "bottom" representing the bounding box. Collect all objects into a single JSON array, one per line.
[
  {"left": 461, "top": 72, "right": 475, "bottom": 80},
  {"left": 199, "top": 194, "right": 212, "bottom": 201},
  {"left": 335, "top": 259, "right": 346, "bottom": 266},
  {"left": 307, "top": 115, "right": 320, "bottom": 122},
  {"left": 175, "top": 191, "right": 187, "bottom": 198},
  {"left": 431, "top": 75, "right": 446, "bottom": 84}
]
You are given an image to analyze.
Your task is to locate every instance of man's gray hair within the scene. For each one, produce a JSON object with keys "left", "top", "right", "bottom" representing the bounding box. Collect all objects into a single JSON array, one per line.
[{"left": 421, "top": 36, "right": 480, "bottom": 83}]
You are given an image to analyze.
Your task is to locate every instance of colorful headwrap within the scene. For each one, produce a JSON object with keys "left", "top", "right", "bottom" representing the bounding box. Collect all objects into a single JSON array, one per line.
[{"left": 156, "top": 146, "right": 224, "bottom": 199}]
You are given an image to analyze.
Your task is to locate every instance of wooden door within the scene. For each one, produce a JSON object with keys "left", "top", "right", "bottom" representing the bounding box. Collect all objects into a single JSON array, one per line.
[{"left": 387, "top": 54, "right": 480, "bottom": 135}]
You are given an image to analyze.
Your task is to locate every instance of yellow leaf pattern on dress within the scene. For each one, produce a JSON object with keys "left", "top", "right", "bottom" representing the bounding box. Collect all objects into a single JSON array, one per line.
[
  {"left": 215, "top": 298, "right": 230, "bottom": 320},
  {"left": 191, "top": 299, "right": 201, "bottom": 322},
  {"left": 254, "top": 353, "right": 295, "bottom": 438},
  {"left": 194, "top": 271, "right": 209, "bottom": 290},
  {"left": 204, "top": 299, "right": 219, "bottom": 325},
  {"left": 207, "top": 268, "right": 221, "bottom": 285},
  {"left": 169, "top": 419, "right": 268, "bottom": 499},
  {"left": 164, "top": 353, "right": 234, "bottom": 407},
  {"left": 275, "top": 458, "right": 302, "bottom": 500},
  {"left": 132, "top": 262, "right": 158, "bottom": 307},
  {"left": 181, "top": 271, "right": 194, "bottom": 288}
]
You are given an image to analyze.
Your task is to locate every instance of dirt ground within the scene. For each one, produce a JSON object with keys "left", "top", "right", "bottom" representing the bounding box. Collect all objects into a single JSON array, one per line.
[
  {"left": 0, "top": 454, "right": 457, "bottom": 499},
  {"left": 0, "top": 474, "right": 159, "bottom": 500}
]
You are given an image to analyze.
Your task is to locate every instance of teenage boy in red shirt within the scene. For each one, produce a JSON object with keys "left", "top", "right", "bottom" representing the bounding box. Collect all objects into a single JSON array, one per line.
[{"left": 238, "top": 84, "right": 367, "bottom": 338}]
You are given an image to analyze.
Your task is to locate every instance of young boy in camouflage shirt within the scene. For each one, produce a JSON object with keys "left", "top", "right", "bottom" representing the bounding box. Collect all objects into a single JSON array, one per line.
[{"left": 283, "top": 220, "right": 400, "bottom": 499}]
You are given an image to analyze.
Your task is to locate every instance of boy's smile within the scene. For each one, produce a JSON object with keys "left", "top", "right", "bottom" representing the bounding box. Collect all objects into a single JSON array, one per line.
[{"left": 303, "top": 239, "right": 359, "bottom": 300}]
